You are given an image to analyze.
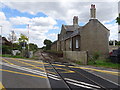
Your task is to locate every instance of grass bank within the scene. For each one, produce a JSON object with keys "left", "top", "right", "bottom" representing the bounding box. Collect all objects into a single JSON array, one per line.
[{"left": 87, "top": 59, "right": 120, "bottom": 69}]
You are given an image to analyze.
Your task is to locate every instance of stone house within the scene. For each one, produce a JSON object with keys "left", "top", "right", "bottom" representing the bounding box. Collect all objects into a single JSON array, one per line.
[{"left": 51, "top": 4, "right": 110, "bottom": 56}]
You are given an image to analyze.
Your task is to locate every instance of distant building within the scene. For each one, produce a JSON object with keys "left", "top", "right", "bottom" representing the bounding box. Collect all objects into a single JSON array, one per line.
[
  {"left": 51, "top": 4, "right": 110, "bottom": 56},
  {"left": 0, "top": 36, "right": 12, "bottom": 46}
]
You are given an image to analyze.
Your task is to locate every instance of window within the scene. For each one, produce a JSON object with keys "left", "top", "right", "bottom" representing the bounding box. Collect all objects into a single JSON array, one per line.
[
  {"left": 76, "top": 39, "right": 79, "bottom": 48},
  {"left": 70, "top": 39, "right": 72, "bottom": 48}
]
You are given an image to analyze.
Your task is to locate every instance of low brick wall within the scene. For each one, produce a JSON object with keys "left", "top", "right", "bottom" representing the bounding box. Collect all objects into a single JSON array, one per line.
[{"left": 63, "top": 51, "right": 88, "bottom": 65}]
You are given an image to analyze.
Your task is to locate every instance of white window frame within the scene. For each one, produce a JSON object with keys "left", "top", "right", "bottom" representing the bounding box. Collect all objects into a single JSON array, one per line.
[{"left": 76, "top": 39, "right": 79, "bottom": 48}]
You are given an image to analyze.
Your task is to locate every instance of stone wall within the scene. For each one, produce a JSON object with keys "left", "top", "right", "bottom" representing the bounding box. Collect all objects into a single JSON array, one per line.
[{"left": 63, "top": 51, "right": 88, "bottom": 65}]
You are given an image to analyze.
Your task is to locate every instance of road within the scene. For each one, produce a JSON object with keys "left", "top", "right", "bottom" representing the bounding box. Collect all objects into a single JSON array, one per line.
[{"left": 0, "top": 57, "right": 120, "bottom": 89}]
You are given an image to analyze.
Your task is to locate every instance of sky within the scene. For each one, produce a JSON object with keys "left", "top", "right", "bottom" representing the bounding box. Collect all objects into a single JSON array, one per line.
[{"left": 0, "top": 0, "right": 119, "bottom": 47}]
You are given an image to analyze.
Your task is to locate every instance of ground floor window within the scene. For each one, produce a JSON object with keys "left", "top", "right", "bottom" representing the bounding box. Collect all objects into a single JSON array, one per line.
[{"left": 76, "top": 39, "right": 79, "bottom": 48}]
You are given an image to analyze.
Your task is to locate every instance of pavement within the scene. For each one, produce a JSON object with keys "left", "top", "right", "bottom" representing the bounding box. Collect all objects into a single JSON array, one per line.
[{"left": 0, "top": 57, "right": 120, "bottom": 89}]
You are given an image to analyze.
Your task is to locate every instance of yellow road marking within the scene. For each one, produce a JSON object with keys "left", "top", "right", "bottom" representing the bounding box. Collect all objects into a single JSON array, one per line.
[
  {"left": 10, "top": 58, "right": 56, "bottom": 74},
  {"left": 60, "top": 71, "right": 75, "bottom": 73},
  {"left": 46, "top": 70, "right": 56, "bottom": 74},
  {"left": 2, "top": 58, "right": 56, "bottom": 75},
  {"left": 69, "top": 66, "right": 120, "bottom": 76},
  {"left": 2, "top": 58, "right": 14, "bottom": 65},
  {"left": 0, "top": 82, "right": 5, "bottom": 90},
  {"left": 52, "top": 64, "right": 65, "bottom": 67},
  {"left": 12, "top": 58, "right": 48, "bottom": 64},
  {"left": 11, "top": 58, "right": 45, "bottom": 71},
  {"left": 2, "top": 58, "right": 73, "bottom": 74},
  {"left": 0, "top": 69, "right": 47, "bottom": 78}
]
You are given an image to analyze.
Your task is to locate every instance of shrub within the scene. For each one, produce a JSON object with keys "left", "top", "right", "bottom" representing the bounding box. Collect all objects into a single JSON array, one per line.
[
  {"left": 2, "top": 45, "right": 12, "bottom": 54},
  {"left": 91, "top": 52, "right": 101, "bottom": 64}
]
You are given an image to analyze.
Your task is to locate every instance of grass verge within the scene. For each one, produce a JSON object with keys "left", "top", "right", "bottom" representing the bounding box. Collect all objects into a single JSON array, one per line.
[
  {"left": 0, "top": 54, "right": 28, "bottom": 59},
  {"left": 88, "top": 59, "right": 120, "bottom": 69}
]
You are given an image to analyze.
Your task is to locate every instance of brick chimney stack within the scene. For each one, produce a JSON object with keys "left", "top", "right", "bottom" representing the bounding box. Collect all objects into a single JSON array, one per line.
[
  {"left": 90, "top": 4, "right": 96, "bottom": 19},
  {"left": 73, "top": 16, "right": 78, "bottom": 25},
  {"left": 73, "top": 16, "right": 79, "bottom": 29}
]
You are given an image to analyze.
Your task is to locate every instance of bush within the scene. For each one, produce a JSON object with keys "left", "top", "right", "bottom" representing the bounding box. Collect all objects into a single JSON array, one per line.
[
  {"left": 2, "top": 45, "right": 12, "bottom": 54},
  {"left": 90, "top": 52, "right": 101, "bottom": 64}
]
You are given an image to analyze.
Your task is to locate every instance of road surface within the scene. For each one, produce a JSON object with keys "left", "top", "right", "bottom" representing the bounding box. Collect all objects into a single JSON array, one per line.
[{"left": 0, "top": 57, "right": 119, "bottom": 89}]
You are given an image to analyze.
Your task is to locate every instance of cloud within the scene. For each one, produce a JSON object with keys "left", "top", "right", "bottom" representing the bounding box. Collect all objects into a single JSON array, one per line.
[
  {"left": 1, "top": 1, "right": 119, "bottom": 47},
  {"left": 1, "top": 2, "right": 118, "bottom": 24},
  {"left": 48, "top": 33, "right": 58, "bottom": 41},
  {"left": 10, "top": 17, "right": 30, "bottom": 25},
  {"left": 9, "top": 16, "right": 58, "bottom": 47},
  {"left": 0, "top": 12, "right": 12, "bottom": 37},
  {"left": 104, "top": 23, "right": 118, "bottom": 40}
]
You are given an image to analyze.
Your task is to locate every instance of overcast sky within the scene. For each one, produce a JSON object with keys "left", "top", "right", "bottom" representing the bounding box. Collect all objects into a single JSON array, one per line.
[{"left": 0, "top": 0, "right": 119, "bottom": 47}]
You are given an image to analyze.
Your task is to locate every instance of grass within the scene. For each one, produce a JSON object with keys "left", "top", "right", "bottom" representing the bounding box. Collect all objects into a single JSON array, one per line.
[
  {"left": 88, "top": 59, "right": 120, "bottom": 69},
  {"left": 0, "top": 54, "right": 40, "bottom": 60},
  {"left": 0, "top": 54, "right": 28, "bottom": 59}
]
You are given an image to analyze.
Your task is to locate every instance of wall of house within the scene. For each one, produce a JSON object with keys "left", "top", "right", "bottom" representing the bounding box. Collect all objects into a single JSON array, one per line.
[
  {"left": 65, "top": 38, "right": 72, "bottom": 51},
  {"left": 80, "top": 19, "right": 109, "bottom": 57},
  {"left": 63, "top": 51, "right": 88, "bottom": 65}
]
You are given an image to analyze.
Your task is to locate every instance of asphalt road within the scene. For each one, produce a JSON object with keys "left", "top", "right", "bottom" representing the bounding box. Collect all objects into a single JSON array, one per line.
[
  {"left": 0, "top": 57, "right": 120, "bottom": 89},
  {"left": 1, "top": 57, "right": 51, "bottom": 89}
]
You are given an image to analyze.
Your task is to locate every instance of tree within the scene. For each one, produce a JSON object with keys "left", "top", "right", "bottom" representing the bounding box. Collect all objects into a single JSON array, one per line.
[
  {"left": 18, "top": 34, "right": 28, "bottom": 57},
  {"left": 18, "top": 34, "right": 28, "bottom": 48},
  {"left": 116, "top": 13, "right": 120, "bottom": 25},
  {"left": 8, "top": 31, "right": 17, "bottom": 54},
  {"left": 18, "top": 34, "right": 28, "bottom": 43},
  {"left": 29, "top": 43, "right": 38, "bottom": 52},
  {"left": 8, "top": 31, "right": 17, "bottom": 43},
  {"left": 43, "top": 39, "right": 52, "bottom": 50}
]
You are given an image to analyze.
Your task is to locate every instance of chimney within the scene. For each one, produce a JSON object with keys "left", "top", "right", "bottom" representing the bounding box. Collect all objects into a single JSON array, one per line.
[
  {"left": 73, "top": 16, "right": 78, "bottom": 25},
  {"left": 90, "top": 4, "right": 96, "bottom": 19},
  {"left": 73, "top": 16, "right": 79, "bottom": 29}
]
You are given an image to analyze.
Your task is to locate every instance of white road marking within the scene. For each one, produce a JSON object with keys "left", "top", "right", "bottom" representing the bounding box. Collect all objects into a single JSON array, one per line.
[
  {"left": 84, "top": 69, "right": 120, "bottom": 86},
  {"left": 48, "top": 76, "right": 61, "bottom": 80},
  {"left": 66, "top": 81, "right": 97, "bottom": 90},
  {"left": 1, "top": 61, "right": 101, "bottom": 89},
  {"left": 65, "top": 78, "right": 100, "bottom": 88}
]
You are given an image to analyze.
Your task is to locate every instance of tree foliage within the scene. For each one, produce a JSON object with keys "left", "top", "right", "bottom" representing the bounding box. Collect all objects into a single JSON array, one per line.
[
  {"left": 116, "top": 13, "right": 120, "bottom": 25},
  {"left": 29, "top": 43, "right": 38, "bottom": 51},
  {"left": 18, "top": 34, "right": 28, "bottom": 43},
  {"left": 43, "top": 39, "right": 52, "bottom": 50}
]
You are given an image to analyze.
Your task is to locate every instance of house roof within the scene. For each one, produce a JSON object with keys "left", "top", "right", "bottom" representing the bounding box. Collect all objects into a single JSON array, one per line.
[
  {"left": 61, "top": 19, "right": 109, "bottom": 41},
  {"left": 64, "top": 25, "right": 75, "bottom": 31}
]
